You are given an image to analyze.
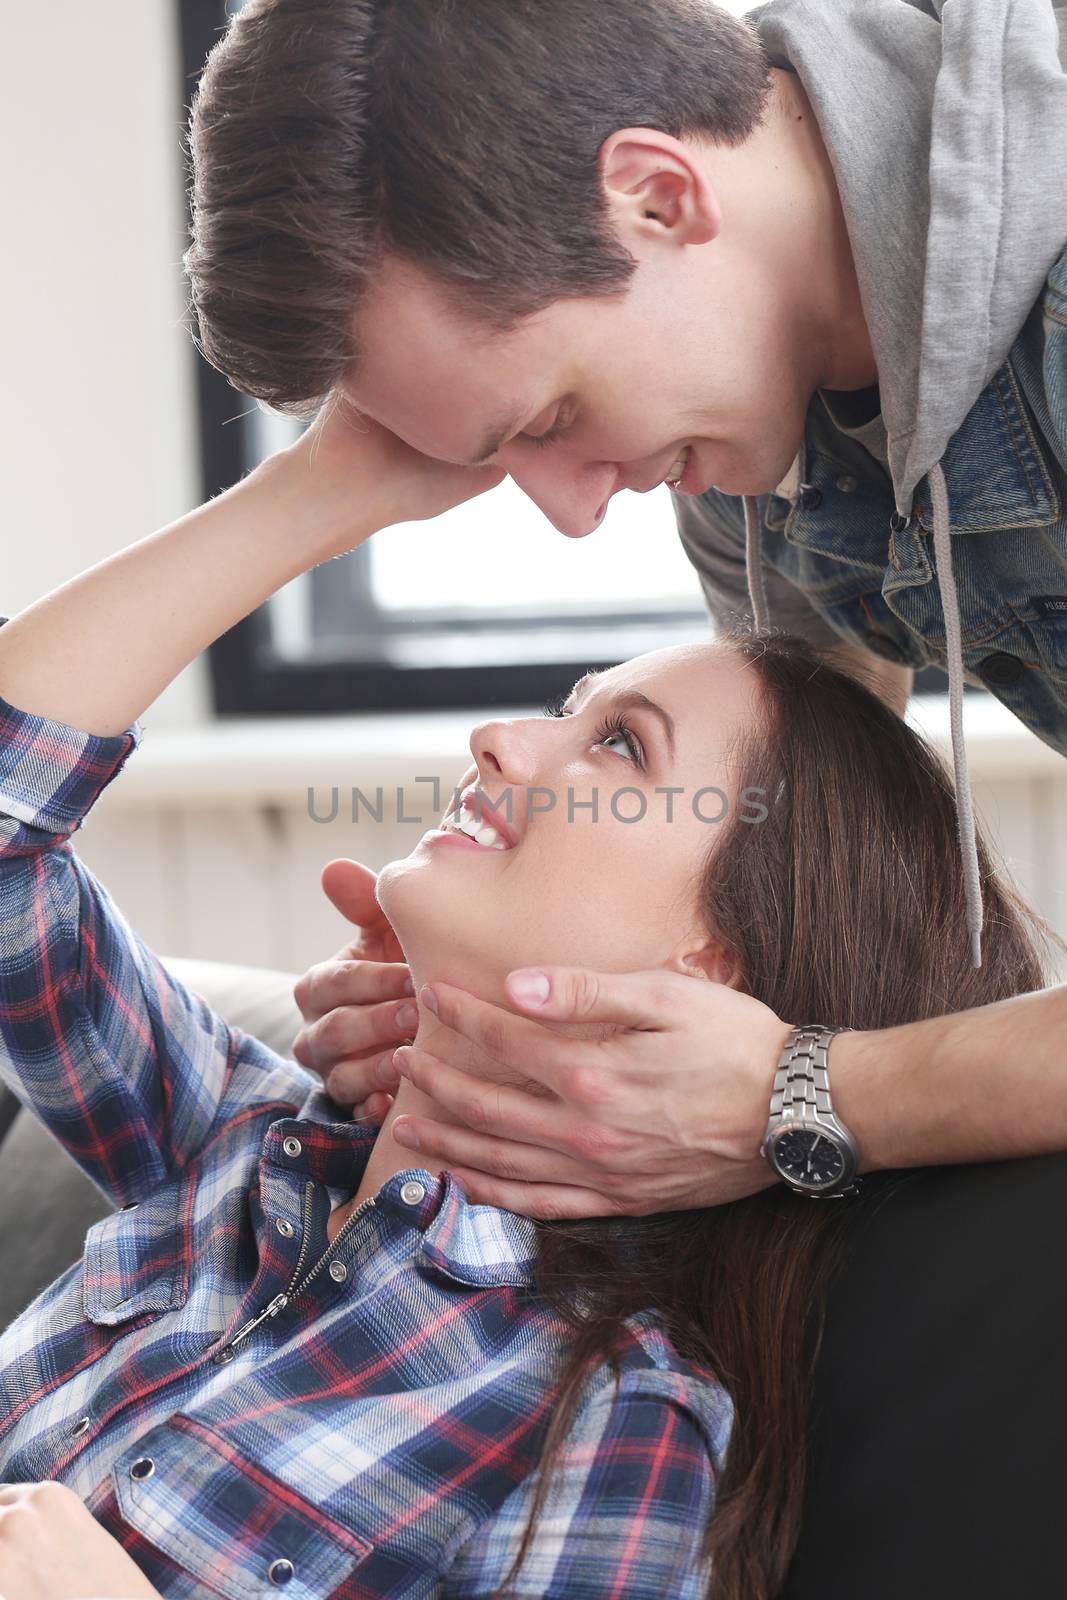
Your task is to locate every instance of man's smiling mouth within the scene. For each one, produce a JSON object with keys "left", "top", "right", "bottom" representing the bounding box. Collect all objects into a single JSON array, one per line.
[{"left": 665, "top": 445, "right": 693, "bottom": 490}]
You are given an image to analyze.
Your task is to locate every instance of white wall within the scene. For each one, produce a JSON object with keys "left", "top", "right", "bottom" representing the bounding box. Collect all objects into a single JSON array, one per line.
[{"left": 1, "top": 0, "right": 209, "bottom": 728}]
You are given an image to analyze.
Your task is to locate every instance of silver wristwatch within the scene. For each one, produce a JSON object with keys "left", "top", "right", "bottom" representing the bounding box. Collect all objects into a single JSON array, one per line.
[{"left": 760, "top": 1025, "right": 861, "bottom": 1199}]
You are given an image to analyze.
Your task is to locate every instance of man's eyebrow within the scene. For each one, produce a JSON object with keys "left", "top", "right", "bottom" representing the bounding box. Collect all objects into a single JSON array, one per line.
[
  {"left": 567, "top": 672, "right": 677, "bottom": 760},
  {"left": 467, "top": 407, "right": 529, "bottom": 467}
]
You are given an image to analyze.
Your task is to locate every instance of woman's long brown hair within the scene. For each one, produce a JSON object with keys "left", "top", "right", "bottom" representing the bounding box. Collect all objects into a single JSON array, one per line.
[{"left": 507, "top": 629, "right": 1064, "bottom": 1600}]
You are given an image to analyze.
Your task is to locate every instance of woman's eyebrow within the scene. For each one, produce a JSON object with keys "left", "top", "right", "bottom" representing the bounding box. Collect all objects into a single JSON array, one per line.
[{"left": 568, "top": 674, "right": 677, "bottom": 760}]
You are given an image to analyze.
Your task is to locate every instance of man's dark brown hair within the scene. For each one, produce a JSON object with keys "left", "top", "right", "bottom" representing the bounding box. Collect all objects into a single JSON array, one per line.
[{"left": 182, "top": 0, "right": 771, "bottom": 417}]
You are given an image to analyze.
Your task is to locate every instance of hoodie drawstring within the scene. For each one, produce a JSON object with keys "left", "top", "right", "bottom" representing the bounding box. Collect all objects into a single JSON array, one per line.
[
  {"left": 928, "top": 462, "right": 983, "bottom": 967},
  {"left": 743, "top": 496, "right": 770, "bottom": 633},
  {"left": 743, "top": 476, "right": 984, "bottom": 968}
]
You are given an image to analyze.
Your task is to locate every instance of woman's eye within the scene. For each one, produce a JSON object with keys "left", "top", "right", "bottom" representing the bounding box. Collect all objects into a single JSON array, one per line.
[
  {"left": 593, "top": 718, "right": 645, "bottom": 770},
  {"left": 540, "top": 697, "right": 645, "bottom": 771}
]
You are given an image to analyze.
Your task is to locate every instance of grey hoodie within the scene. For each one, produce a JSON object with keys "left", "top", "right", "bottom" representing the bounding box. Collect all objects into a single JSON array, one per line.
[{"left": 739, "top": 0, "right": 1067, "bottom": 965}]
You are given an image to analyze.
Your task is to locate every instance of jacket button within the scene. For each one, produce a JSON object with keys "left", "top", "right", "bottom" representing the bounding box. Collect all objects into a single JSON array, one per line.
[
  {"left": 268, "top": 1558, "right": 295, "bottom": 1586},
  {"left": 797, "top": 483, "right": 823, "bottom": 510},
  {"left": 980, "top": 651, "right": 1024, "bottom": 686},
  {"left": 129, "top": 1457, "right": 155, "bottom": 1481},
  {"left": 889, "top": 512, "right": 912, "bottom": 533},
  {"left": 835, "top": 473, "right": 858, "bottom": 494}
]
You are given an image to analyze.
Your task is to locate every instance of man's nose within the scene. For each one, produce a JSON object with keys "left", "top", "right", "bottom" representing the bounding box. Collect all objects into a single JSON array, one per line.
[{"left": 501, "top": 452, "right": 620, "bottom": 538}]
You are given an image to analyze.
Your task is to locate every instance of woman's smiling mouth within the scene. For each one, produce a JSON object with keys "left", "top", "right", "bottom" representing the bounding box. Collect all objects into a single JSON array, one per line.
[{"left": 435, "top": 788, "right": 518, "bottom": 850}]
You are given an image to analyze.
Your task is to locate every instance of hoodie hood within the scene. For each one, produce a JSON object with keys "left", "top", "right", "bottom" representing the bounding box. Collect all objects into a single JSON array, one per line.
[
  {"left": 752, "top": 0, "right": 1067, "bottom": 512},
  {"left": 741, "top": 0, "right": 1067, "bottom": 968}
]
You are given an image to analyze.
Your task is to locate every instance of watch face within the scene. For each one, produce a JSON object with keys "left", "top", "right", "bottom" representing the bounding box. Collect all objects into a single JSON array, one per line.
[{"left": 770, "top": 1129, "right": 846, "bottom": 1190}]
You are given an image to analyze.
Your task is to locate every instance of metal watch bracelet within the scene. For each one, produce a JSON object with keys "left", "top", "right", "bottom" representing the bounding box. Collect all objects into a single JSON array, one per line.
[{"left": 762, "top": 1024, "right": 862, "bottom": 1198}]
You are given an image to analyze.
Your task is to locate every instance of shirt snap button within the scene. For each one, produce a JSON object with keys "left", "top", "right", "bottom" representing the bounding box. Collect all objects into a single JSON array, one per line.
[
  {"left": 70, "top": 1416, "right": 91, "bottom": 1439},
  {"left": 275, "top": 1219, "right": 295, "bottom": 1238},
  {"left": 213, "top": 1346, "right": 236, "bottom": 1367},
  {"left": 119, "top": 1201, "right": 139, "bottom": 1212},
  {"left": 282, "top": 1137, "right": 303, "bottom": 1159},
  {"left": 129, "top": 1457, "right": 155, "bottom": 1481},
  {"left": 400, "top": 1181, "right": 426, "bottom": 1206},
  {"left": 268, "top": 1558, "right": 295, "bottom": 1586},
  {"left": 329, "top": 1260, "right": 348, "bottom": 1283}
]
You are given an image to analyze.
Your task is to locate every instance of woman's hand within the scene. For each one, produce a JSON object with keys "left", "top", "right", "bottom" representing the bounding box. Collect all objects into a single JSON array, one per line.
[
  {"left": 0, "top": 1482, "right": 162, "bottom": 1599},
  {"left": 292, "top": 859, "right": 413, "bottom": 1118},
  {"left": 277, "top": 392, "right": 507, "bottom": 560}
]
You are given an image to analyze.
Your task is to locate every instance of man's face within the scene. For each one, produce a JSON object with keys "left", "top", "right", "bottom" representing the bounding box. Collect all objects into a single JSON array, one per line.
[{"left": 344, "top": 248, "right": 818, "bottom": 538}]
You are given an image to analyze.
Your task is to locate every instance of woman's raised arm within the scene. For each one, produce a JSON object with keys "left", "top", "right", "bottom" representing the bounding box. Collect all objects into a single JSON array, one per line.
[
  {"left": 0, "top": 399, "right": 502, "bottom": 737},
  {"left": 0, "top": 399, "right": 502, "bottom": 1204}
]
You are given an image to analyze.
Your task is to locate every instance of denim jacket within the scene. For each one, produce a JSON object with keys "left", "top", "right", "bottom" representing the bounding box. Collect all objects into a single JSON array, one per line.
[{"left": 679, "top": 240, "right": 1067, "bottom": 759}]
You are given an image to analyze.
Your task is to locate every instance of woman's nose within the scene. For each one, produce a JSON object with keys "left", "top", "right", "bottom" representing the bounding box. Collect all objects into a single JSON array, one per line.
[
  {"left": 468, "top": 717, "right": 543, "bottom": 790},
  {"left": 502, "top": 453, "right": 619, "bottom": 538}
]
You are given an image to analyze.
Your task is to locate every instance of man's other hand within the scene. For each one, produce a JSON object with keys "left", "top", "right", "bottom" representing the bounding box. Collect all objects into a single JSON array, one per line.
[{"left": 292, "top": 859, "right": 413, "bottom": 1116}]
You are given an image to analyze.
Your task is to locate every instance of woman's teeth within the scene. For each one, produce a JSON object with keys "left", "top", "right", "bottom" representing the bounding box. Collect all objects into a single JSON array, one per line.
[{"left": 441, "top": 807, "right": 511, "bottom": 850}]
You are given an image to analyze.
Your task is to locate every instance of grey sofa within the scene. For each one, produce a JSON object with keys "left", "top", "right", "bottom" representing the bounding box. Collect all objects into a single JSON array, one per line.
[{"left": 1, "top": 957, "right": 1064, "bottom": 1599}]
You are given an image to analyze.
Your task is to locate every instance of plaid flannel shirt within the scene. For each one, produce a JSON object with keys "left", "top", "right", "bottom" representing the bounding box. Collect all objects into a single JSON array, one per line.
[{"left": 0, "top": 683, "right": 733, "bottom": 1599}]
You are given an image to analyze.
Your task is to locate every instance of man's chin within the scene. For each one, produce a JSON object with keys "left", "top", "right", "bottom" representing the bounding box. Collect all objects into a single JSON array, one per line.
[
  {"left": 697, "top": 426, "right": 806, "bottom": 500},
  {"left": 708, "top": 455, "right": 800, "bottom": 500}
]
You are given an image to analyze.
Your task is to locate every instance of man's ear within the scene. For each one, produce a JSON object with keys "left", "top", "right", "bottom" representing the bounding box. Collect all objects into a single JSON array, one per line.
[
  {"left": 669, "top": 936, "right": 746, "bottom": 990},
  {"left": 599, "top": 127, "right": 722, "bottom": 249}
]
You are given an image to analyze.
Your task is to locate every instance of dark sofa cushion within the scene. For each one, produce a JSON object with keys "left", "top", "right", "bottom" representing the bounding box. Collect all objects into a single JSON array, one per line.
[
  {"left": 0, "top": 1101, "right": 112, "bottom": 1330},
  {"left": 782, "top": 1152, "right": 1067, "bottom": 1599}
]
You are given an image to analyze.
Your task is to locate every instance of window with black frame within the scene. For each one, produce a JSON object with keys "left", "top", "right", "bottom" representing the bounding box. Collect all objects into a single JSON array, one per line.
[
  {"left": 179, "top": 0, "right": 955, "bottom": 720},
  {"left": 213, "top": 406, "right": 711, "bottom": 716}
]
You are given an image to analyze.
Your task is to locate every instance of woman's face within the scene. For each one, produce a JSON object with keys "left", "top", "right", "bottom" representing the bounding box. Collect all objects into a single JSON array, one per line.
[{"left": 377, "top": 641, "right": 761, "bottom": 997}]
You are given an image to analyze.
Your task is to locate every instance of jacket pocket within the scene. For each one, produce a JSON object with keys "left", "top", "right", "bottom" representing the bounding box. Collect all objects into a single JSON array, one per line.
[
  {"left": 114, "top": 1415, "right": 371, "bottom": 1599},
  {"left": 82, "top": 1175, "right": 192, "bottom": 1326}
]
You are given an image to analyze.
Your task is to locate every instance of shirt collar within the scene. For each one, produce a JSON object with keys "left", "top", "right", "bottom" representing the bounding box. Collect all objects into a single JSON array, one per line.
[{"left": 263, "top": 1085, "right": 539, "bottom": 1290}]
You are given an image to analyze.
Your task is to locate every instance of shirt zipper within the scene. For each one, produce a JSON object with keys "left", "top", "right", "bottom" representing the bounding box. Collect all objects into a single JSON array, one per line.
[{"left": 212, "top": 1182, "right": 376, "bottom": 1365}]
